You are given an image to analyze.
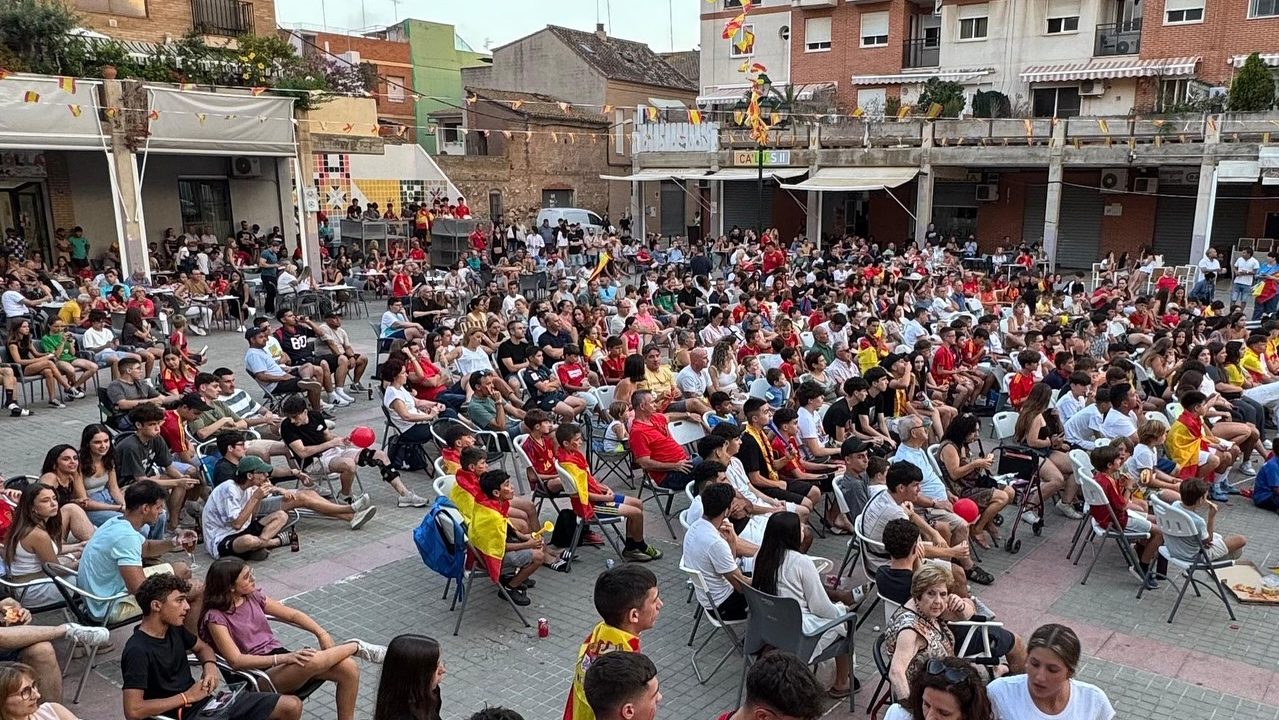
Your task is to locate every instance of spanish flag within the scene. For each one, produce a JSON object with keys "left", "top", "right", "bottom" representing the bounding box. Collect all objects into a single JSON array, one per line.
[
  {"left": 448, "top": 469, "right": 480, "bottom": 521},
  {"left": 557, "top": 451, "right": 596, "bottom": 521},
  {"left": 563, "top": 623, "right": 640, "bottom": 720},
  {"left": 644, "top": 106, "right": 658, "bottom": 122},
  {"left": 68, "top": 104, "right": 81, "bottom": 117},
  {"left": 469, "top": 494, "right": 509, "bottom": 582},
  {"left": 22, "top": 91, "right": 38, "bottom": 103},
  {"left": 589, "top": 250, "right": 611, "bottom": 282},
  {"left": 926, "top": 102, "right": 943, "bottom": 119},
  {"left": 688, "top": 109, "right": 703, "bottom": 125},
  {"left": 58, "top": 77, "right": 76, "bottom": 93}
]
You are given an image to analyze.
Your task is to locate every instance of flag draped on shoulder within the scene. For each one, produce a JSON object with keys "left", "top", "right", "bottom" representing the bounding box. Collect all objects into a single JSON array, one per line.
[{"left": 469, "top": 494, "right": 508, "bottom": 582}]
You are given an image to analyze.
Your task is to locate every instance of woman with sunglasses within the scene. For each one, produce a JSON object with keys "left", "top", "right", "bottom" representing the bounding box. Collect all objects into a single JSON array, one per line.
[
  {"left": 883, "top": 656, "right": 993, "bottom": 720},
  {"left": 0, "top": 661, "right": 79, "bottom": 720},
  {"left": 987, "top": 623, "right": 1114, "bottom": 720}
]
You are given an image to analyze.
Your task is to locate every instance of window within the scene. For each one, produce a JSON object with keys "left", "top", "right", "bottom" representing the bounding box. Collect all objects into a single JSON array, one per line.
[
  {"left": 1046, "top": 16, "right": 1079, "bottom": 33},
  {"left": 805, "top": 16, "right": 832, "bottom": 51},
  {"left": 1032, "top": 86, "right": 1081, "bottom": 118},
  {"left": 73, "top": 0, "right": 146, "bottom": 17},
  {"left": 858, "top": 88, "right": 887, "bottom": 117},
  {"left": 1252, "top": 0, "right": 1279, "bottom": 17},
  {"left": 959, "top": 16, "right": 988, "bottom": 39},
  {"left": 731, "top": 24, "right": 755, "bottom": 57},
  {"left": 387, "top": 76, "right": 405, "bottom": 103},
  {"left": 860, "top": 11, "right": 889, "bottom": 47},
  {"left": 1165, "top": 0, "right": 1204, "bottom": 23},
  {"left": 1157, "top": 78, "right": 1208, "bottom": 110},
  {"left": 177, "top": 179, "right": 232, "bottom": 241},
  {"left": 723, "top": 0, "right": 762, "bottom": 7}
]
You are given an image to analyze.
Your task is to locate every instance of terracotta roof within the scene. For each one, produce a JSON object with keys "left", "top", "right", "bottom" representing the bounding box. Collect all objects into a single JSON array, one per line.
[
  {"left": 463, "top": 87, "right": 608, "bottom": 124},
  {"left": 545, "top": 25, "right": 697, "bottom": 91},
  {"left": 659, "top": 50, "right": 700, "bottom": 87}
]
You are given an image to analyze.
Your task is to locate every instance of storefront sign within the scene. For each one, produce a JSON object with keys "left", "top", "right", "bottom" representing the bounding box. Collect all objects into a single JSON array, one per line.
[
  {"left": 0, "top": 152, "right": 46, "bottom": 178},
  {"left": 733, "top": 149, "right": 791, "bottom": 167}
]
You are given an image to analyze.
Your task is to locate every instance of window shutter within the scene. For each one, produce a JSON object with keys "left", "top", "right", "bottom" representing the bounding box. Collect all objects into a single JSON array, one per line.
[
  {"left": 861, "top": 11, "right": 889, "bottom": 38},
  {"left": 806, "top": 17, "right": 832, "bottom": 45}
]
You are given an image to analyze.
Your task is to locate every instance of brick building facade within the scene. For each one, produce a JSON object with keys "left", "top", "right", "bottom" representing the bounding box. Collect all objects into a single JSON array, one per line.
[
  {"left": 289, "top": 28, "right": 417, "bottom": 143},
  {"left": 70, "top": 0, "right": 277, "bottom": 44}
]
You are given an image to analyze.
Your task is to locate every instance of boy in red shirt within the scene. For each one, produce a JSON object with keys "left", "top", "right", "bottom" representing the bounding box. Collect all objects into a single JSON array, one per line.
[
  {"left": 555, "top": 423, "right": 661, "bottom": 562},
  {"left": 1088, "top": 444, "right": 1163, "bottom": 589},
  {"left": 555, "top": 344, "right": 598, "bottom": 414},
  {"left": 1008, "top": 349, "right": 1039, "bottom": 409},
  {"left": 600, "top": 337, "right": 626, "bottom": 383}
]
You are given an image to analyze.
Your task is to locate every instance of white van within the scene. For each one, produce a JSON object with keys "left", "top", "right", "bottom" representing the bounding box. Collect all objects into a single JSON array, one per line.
[{"left": 535, "top": 207, "right": 607, "bottom": 235}]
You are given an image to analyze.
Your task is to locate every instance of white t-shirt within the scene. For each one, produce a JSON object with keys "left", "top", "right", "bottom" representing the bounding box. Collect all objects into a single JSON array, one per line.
[
  {"left": 1123, "top": 442, "right": 1157, "bottom": 478},
  {"left": 203, "top": 480, "right": 251, "bottom": 559},
  {"left": 681, "top": 517, "right": 739, "bottom": 607},
  {"left": 83, "top": 327, "right": 116, "bottom": 352},
  {"left": 1197, "top": 256, "right": 1221, "bottom": 281},
  {"left": 526, "top": 234, "right": 545, "bottom": 257},
  {"left": 1063, "top": 404, "right": 1102, "bottom": 450},
  {"left": 797, "top": 406, "right": 827, "bottom": 449},
  {"left": 1099, "top": 408, "right": 1138, "bottom": 441},
  {"left": 675, "top": 366, "right": 710, "bottom": 398},
  {"left": 1234, "top": 256, "right": 1260, "bottom": 286},
  {"left": 1055, "top": 392, "right": 1086, "bottom": 423},
  {"left": 987, "top": 675, "right": 1115, "bottom": 720},
  {"left": 455, "top": 346, "right": 493, "bottom": 375},
  {"left": 1, "top": 290, "right": 28, "bottom": 318},
  {"left": 382, "top": 384, "right": 420, "bottom": 432}
]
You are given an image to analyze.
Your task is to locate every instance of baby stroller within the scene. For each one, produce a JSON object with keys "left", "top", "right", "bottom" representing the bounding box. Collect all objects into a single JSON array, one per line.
[{"left": 992, "top": 443, "right": 1049, "bottom": 554}]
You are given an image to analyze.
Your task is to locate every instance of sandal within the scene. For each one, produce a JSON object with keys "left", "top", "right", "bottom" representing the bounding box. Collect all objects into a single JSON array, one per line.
[{"left": 972, "top": 534, "right": 991, "bottom": 550}]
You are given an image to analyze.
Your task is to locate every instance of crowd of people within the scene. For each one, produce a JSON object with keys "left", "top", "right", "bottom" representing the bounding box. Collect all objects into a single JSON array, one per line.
[{"left": 0, "top": 205, "right": 1274, "bottom": 720}]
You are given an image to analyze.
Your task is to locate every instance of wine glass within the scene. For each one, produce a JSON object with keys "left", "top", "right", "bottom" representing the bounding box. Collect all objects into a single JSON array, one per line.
[{"left": 177, "top": 528, "right": 199, "bottom": 571}]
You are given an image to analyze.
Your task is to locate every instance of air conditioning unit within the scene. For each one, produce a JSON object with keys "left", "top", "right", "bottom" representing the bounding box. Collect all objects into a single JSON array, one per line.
[
  {"left": 1133, "top": 177, "right": 1158, "bottom": 194},
  {"left": 976, "top": 184, "right": 999, "bottom": 202},
  {"left": 1079, "top": 80, "right": 1105, "bottom": 96},
  {"left": 1114, "top": 40, "right": 1132, "bottom": 55},
  {"left": 1100, "top": 168, "right": 1128, "bottom": 193},
  {"left": 231, "top": 156, "right": 262, "bottom": 178},
  {"left": 338, "top": 50, "right": 361, "bottom": 65}
]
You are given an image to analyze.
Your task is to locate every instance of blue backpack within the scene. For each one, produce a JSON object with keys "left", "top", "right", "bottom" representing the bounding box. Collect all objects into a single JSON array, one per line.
[{"left": 413, "top": 497, "right": 467, "bottom": 599}]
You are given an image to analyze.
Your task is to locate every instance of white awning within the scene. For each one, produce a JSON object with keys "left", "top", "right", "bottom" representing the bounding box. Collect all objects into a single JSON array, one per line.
[
  {"left": 781, "top": 167, "right": 918, "bottom": 192},
  {"left": 1218, "top": 160, "right": 1260, "bottom": 183},
  {"left": 1020, "top": 56, "right": 1199, "bottom": 83},
  {"left": 145, "top": 87, "right": 297, "bottom": 156},
  {"left": 852, "top": 69, "right": 992, "bottom": 86},
  {"left": 647, "top": 97, "right": 687, "bottom": 109},
  {"left": 0, "top": 74, "right": 107, "bottom": 151},
  {"left": 1230, "top": 53, "right": 1279, "bottom": 67},
  {"left": 697, "top": 85, "right": 752, "bottom": 106},
  {"left": 705, "top": 168, "right": 806, "bottom": 181},
  {"left": 599, "top": 168, "right": 708, "bottom": 181}
]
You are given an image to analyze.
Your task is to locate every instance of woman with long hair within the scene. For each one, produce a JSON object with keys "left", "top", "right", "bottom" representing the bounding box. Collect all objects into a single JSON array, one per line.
[
  {"left": 613, "top": 353, "right": 647, "bottom": 407},
  {"left": 1012, "top": 382, "right": 1080, "bottom": 520},
  {"left": 75, "top": 425, "right": 126, "bottom": 527},
  {"left": 884, "top": 656, "right": 994, "bottom": 720},
  {"left": 938, "top": 414, "right": 1013, "bottom": 548},
  {"left": 987, "top": 624, "right": 1114, "bottom": 719},
  {"left": 226, "top": 269, "right": 252, "bottom": 333},
  {"left": 7, "top": 319, "right": 75, "bottom": 409},
  {"left": 199, "top": 557, "right": 385, "bottom": 720},
  {"left": 1139, "top": 337, "right": 1175, "bottom": 402},
  {"left": 709, "top": 339, "right": 739, "bottom": 394},
  {"left": 158, "top": 348, "right": 196, "bottom": 395},
  {"left": 3, "top": 483, "right": 92, "bottom": 607},
  {"left": 371, "top": 634, "right": 444, "bottom": 720},
  {"left": 34, "top": 445, "right": 98, "bottom": 541},
  {"left": 751, "top": 512, "right": 853, "bottom": 698},
  {"left": 0, "top": 661, "right": 81, "bottom": 720}
]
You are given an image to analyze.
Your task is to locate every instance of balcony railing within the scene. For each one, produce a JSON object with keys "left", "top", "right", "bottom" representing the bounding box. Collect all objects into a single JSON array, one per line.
[
  {"left": 903, "top": 38, "right": 940, "bottom": 69},
  {"left": 1094, "top": 20, "right": 1141, "bottom": 57},
  {"left": 191, "top": 0, "right": 254, "bottom": 37}
]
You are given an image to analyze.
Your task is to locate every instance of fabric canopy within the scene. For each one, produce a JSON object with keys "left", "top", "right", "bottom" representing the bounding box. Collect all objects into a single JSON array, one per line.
[
  {"left": 780, "top": 167, "right": 918, "bottom": 192},
  {"left": 1020, "top": 57, "right": 1199, "bottom": 83},
  {"left": 600, "top": 168, "right": 708, "bottom": 181},
  {"left": 852, "top": 70, "right": 991, "bottom": 86},
  {"left": 145, "top": 87, "right": 296, "bottom": 156},
  {"left": 0, "top": 75, "right": 106, "bottom": 151},
  {"left": 705, "top": 168, "right": 807, "bottom": 181}
]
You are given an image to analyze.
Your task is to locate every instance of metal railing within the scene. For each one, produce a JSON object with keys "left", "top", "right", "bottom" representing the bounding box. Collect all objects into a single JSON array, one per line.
[
  {"left": 902, "top": 38, "right": 940, "bottom": 69},
  {"left": 191, "top": 0, "right": 254, "bottom": 37},
  {"left": 1094, "top": 20, "right": 1141, "bottom": 56}
]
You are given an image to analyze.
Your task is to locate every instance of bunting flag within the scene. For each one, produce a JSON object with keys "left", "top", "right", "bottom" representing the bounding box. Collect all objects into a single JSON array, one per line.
[
  {"left": 926, "top": 103, "right": 943, "bottom": 119},
  {"left": 939, "top": 136, "right": 948, "bottom": 147},
  {"left": 148, "top": 109, "right": 160, "bottom": 120},
  {"left": 1151, "top": 118, "right": 1166, "bottom": 128},
  {"left": 896, "top": 104, "right": 911, "bottom": 120},
  {"left": 602, "top": 104, "right": 613, "bottom": 115},
  {"left": 645, "top": 106, "right": 658, "bottom": 122},
  {"left": 688, "top": 109, "right": 703, "bottom": 125},
  {"left": 1024, "top": 119, "right": 1034, "bottom": 138},
  {"left": 179, "top": 83, "right": 195, "bottom": 91},
  {"left": 465, "top": 93, "right": 477, "bottom": 106},
  {"left": 22, "top": 91, "right": 38, "bottom": 103},
  {"left": 733, "top": 28, "right": 756, "bottom": 55},
  {"left": 103, "top": 107, "right": 118, "bottom": 118},
  {"left": 852, "top": 106, "right": 865, "bottom": 118},
  {"left": 57, "top": 77, "right": 76, "bottom": 93},
  {"left": 557, "top": 101, "right": 571, "bottom": 113},
  {"left": 342, "top": 123, "right": 354, "bottom": 133},
  {"left": 67, "top": 104, "right": 81, "bottom": 117},
  {"left": 469, "top": 495, "right": 509, "bottom": 583},
  {"left": 0, "top": 69, "right": 10, "bottom": 80},
  {"left": 733, "top": 110, "right": 745, "bottom": 125},
  {"left": 511, "top": 99, "right": 524, "bottom": 111},
  {"left": 551, "top": 131, "right": 559, "bottom": 142},
  {"left": 722, "top": 11, "right": 746, "bottom": 40},
  {"left": 250, "top": 86, "right": 266, "bottom": 96},
  {"left": 502, "top": 129, "right": 512, "bottom": 139},
  {"left": 1096, "top": 118, "right": 1109, "bottom": 135}
]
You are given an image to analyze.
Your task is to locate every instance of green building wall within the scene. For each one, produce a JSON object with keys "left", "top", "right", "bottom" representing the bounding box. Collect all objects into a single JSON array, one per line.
[{"left": 399, "top": 19, "right": 490, "bottom": 154}]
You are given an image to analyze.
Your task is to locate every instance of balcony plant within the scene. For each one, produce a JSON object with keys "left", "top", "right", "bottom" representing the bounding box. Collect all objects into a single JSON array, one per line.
[
  {"left": 916, "top": 78, "right": 966, "bottom": 118},
  {"left": 972, "top": 90, "right": 1011, "bottom": 118},
  {"left": 1228, "top": 53, "right": 1276, "bottom": 112},
  {"left": 0, "top": 0, "right": 81, "bottom": 74}
]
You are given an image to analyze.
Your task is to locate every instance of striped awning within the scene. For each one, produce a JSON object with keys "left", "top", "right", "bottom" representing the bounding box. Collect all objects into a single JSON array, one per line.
[
  {"left": 1020, "top": 57, "right": 1199, "bottom": 83},
  {"left": 852, "top": 69, "right": 993, "bottom": 86},
  {"left": 1230, "top": 53, "right": 1279, "bottom": 67}
]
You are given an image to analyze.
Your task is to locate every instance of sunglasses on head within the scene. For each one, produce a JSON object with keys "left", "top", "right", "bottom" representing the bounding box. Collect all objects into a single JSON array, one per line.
[{"left": 925, "top": 659, "right": 968, "bottom": 684}]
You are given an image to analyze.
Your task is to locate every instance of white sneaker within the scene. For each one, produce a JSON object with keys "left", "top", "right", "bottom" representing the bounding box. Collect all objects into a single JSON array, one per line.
[
  {"left": 334, "top": 388, "right": 355, "bottom": 403},
  {"left": 351, "top": 493, "right": 372, "bottom": 512},
  {"left": 1020, "top": 510, "right": 1041, "bottom": 525},
  {"left": 191, "top": 326, "right": 207, "bottom": 336},
  {"left": 398, "top": 491, "right": 429, "bottom": 508},
  {"left": 350, "top": 505, "right": 377, "bottom": 530},
  {"left": 1239, "top": 461, "right": 1257, "bottom": 477},
  {"left": 332, "top": 396, "right": 352, "bottom": 408},
  {"left": 351, "top": 638, "right": 387, "bottom": 663},
  {"left": 64, "top": 623, "right": 110, "bottom": 647},
  {"left": 320, "top": 402, "right": 336, "bottom": 412},
  {"left": 1056, "top": 500, "right": 1083, "bottom": 520},
  {"left": 236, "top": 325, "right": 246, "bottom": 334}
]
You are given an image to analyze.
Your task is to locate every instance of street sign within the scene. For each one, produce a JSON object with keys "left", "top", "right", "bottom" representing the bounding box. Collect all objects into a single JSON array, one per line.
[{"left": 733, "top": 149, "right": 792, "bottom": 166}]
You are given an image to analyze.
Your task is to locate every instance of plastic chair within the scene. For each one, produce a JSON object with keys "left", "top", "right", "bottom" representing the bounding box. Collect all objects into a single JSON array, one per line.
[
  {"left": 1144, "top": 410, "right": 1170, "bottom": 429},
  {"left": 1139, "top": 500, "right": 1236, "bottom": 622},
  {"left": 1164, "top": 402, "right": 1184, "bottom": 425},
  {"left": 1065, "top": 448, "right": 1097, "bottom": 558},
  {"left": 739, "top": 583, "right": 858, "bottom": 712},
  {"left": 680, "top": 562, "right": 747, "bottom": 684},
  {"left": 1073, "top": 473, "right": 1150, "bottom": 585},
  {"left": 41, "top": 561, "right": 138, "bottom": 703},
  {"left": 866, "top": 623, "right": 896, "bottom": 716},
  {"left": 553, "top": 460, "right": 626, "bottom": 571},
  {"left": 991, "top": 411, "right": 1018, "bottom": 441},
  {"left": 511, "top": 433, "right": 565, "bottom": 514},
  {"left": 668, "top": 418, "right": 708, "bottom": 450},
  {"left": 432, "top": 474, "right": 456, "bottom": 499},
  {"left": 637, "top": 463, "right": 681, "bottom": 539}
]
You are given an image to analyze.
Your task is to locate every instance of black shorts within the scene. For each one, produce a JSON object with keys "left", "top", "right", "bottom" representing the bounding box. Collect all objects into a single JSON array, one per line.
[
  {"left": 715, "top": 591, "right": 749, "bottom": 621},
  {"left": 216, "top": 520, "right": 266, "bottom": 559},
  {"left": 760, "top": 479, "right": 814, "bottom": 506},
  {"left": 189, "top": 690, "right": 281, "bottom": 720},
  {"left": 273, "top": 377, "right": 303, "bottom": 394}
]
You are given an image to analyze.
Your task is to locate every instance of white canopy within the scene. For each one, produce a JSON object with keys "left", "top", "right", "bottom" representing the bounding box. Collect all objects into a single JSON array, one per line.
[
  {"left": 705, "top": 168, "right": 807, "bottom": 181},
  {"left": 0, "top": 75, "right": 106, "bottom": 151},
  {"left": 600, "top": 168, "right": 708, "bottom": 181},
  {"left": 145, "top": 87, "right": 296, "bottom": 156},
  {"left": 780, "top": 167, "right": 918, "bottom": 192}
]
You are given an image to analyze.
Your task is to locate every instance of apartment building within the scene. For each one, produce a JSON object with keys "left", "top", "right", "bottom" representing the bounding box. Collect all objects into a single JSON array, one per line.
[{"left": 72, "top": 0, "right": 275, "bottom": 44}]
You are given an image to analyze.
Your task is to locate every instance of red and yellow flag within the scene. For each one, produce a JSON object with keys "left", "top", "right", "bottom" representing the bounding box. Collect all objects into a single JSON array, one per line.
[
  {"left": 589, "top": 251, "right": 612, "bottom": 282},
  {"left": 688, "top": 109, "right": 703, "bottom": 125},
  {"left": 733, "top": 28, "right": 756, "bottom": 54},
  {"left": 644, "top": 106, "right": 658, "bottom": 122},
  {"left": 67, "top": 104, "right": 82, "bottom": 117},
  {"left": 469, "top": 495, "right": 508, "bottom": 582},
  {"left": 21, "top": 91, "right": 38, "bottom": 103},
  {"left": 57, "top": 77, "right": 76, "bottom": 93},
  {"left": 251, "top": 86, "right": 266, "bottom": 96}
]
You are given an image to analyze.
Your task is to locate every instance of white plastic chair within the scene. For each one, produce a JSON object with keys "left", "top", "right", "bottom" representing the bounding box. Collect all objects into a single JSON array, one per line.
[
  {"left": 1143, "top": 411, "right": 1170, "bottom": 429},
  {"left": 680, "top": 562, "right": 748, "bottom": 684},
  {"left": 1140, "top": 499, "right": 1236, "bottom": 622},
  {"left": 1072, "top": 473, "right": 1151, "bottom": 586},
  {"left": 992, "top": 411, "right": 1018, "bottom": 441},
  {"left": 1164, "top": 402, "right": 1184, "bottom": 425},
  {"left": 432, "top": 474, "right": 456, "bottom": 499},
  {"left": 800, "top": 331, "right": 815, "bottom": 349},
  {"left": 669, "top": 418, "right": 707, "bottom": 450}
]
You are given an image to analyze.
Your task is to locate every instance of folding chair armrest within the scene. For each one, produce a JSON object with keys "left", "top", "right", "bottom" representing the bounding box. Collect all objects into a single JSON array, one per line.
[
  {"left": 48, "top": 574, "right": 131, "bottom": 604},
  {"left": 1196, "top": 558, "right": 1236, "bottom": 570},
  {"left": 947, "top": 620, "right": 1005, "bottom": 629},
  {"left": 0, "top": 576, "right": 55, "bottom": 591}
]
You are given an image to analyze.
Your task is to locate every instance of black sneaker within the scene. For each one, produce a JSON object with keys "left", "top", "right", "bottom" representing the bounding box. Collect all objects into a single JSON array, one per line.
[
  {"left": 499, "top": 574, "right": 536, "bottom": 589},
  {"left": 7, "top": 404, "right": 29, "bottom": 417},
  {"left": 966, "top": 565, "right": 995, "bottom": 586},
  {"left": 501, "top": 585, "right": 531, "bottom": 606}
]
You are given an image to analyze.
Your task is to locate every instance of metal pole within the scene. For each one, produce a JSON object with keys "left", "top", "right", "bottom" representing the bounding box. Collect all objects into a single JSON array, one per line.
[{"left": 757, "top": 145, "right": 764, "bottom": 238}]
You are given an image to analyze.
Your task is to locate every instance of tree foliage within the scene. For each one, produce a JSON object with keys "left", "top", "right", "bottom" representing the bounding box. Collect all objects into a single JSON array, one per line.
[
  {"left": 0, "top": 0, "right": 82, "bottom": 74},
  {"left": 972, "top": 89, "right": 1012, "bottom": 118},
  {"left": 917, "top": 77, "right": 967, "bottom": 117},
  {"left": 1228, "top": 53, "right": 1276, "bottom": 112}
]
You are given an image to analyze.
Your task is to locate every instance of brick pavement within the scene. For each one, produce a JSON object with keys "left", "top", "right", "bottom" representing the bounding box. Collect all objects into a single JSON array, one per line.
[{"left": 9, "top": 311, "right": 1279, "bottom": 720}]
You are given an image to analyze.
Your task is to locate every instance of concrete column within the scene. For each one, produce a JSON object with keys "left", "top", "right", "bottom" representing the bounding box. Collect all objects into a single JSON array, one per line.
[
  {"left": 913, "top": 123, "right": 934, "bottom": 249},
  {"left": 1043, "top": 120, "right": 1068, "bottom": 271},
  {"left": 293, "top": 111, "right": 322, "bottom": 278},
  {"left": 101, "top": 79, "right": 147, "bottom": 276},
  {"left": 806, "top": 190, "right": 821, "bottom": 245},
  {"left": 1190, "top": 116, "right": 1223, "bottom": 263}
]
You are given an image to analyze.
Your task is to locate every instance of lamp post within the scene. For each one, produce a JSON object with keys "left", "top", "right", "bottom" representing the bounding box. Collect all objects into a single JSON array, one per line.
[{"left": 754, "top": 80, "right": 778, "bottom": 240}]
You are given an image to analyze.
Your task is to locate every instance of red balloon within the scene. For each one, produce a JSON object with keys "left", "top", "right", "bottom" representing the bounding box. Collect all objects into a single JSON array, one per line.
[
  {"left": 953, "top": 498, "right": 980, "bottom": 524},
  {"left": 349, "top": 426, "right": 376, "bottom": 449}
]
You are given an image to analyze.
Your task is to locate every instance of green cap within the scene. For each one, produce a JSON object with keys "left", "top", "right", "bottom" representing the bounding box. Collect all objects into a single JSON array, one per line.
[{"left": 236, "top": 456, "right": 273, "bottom": 476}]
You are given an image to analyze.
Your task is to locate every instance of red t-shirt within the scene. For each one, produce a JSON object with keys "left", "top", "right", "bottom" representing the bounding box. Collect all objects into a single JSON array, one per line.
[
  {"left": 601, "top": 355, "right": 626, "bottom": 383},
  {"left": 408, "top": 248, "right": 427, "bottom": 261},
  {"left": 391, "top": 273, "right": 412, "bottom": 297},
  {"left": 769, "top": 434, "right": 803, "bottom": 477},
  {"left": 557, "top": 361, "right": 589, "bottom": 389},
  {"left": 521, "top": 434, "right": 556, "bottom": 478},
  {"left": 736, "top": 345, "right": 760, "bottom": 363},
  {"left": 159, "top": 411, "right": 189, "bottom": 456},
  {"left": 412, "top": 358, "right": 447, "bottom": 401},
  {"left": 931, "top": 345, "right": 957, "bottom": 385},
  {"left": 1008, "top": 372, "right": 1035, "bottom": 408},
  {"left": 629, "top": 414, "right": 689, "bottom": 485},
  {"left": 1089, "top": 472, "right": 1128, "bottom": 530},
  {"left": 762, "top": 250, "right": 786, "bottom": 274}
]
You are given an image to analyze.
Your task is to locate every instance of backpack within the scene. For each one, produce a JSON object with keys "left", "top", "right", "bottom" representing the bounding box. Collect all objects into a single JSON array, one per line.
[
  {"left": 387, "top": 436, "right": 428, "bottom": 471},
  {"left": 413, "top": 497, "right": 467, "bottom": 599}
]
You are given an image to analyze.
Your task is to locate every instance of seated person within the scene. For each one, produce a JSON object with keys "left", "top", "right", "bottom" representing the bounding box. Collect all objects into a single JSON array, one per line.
[
  {"left": 1168, "top": 478, "right": 1246, "bottom": 563},
  {"left": 81, "top": 310, "right": 141, "bottom": 381},
  {"left": 452, "top": 447, "right": 533, "bottom": 535},
  {"left": 213, "top": 367, "right": 286, "bottom": 439},
  {"left": 739, "top": 399, "right": 821, "bottom": 510},
  {"left": 77, "top": 481, "right": 202, "bottom": 630},
  {"left": 680, "top": 483, "right": 756, "bottom": 621},
  {"left": 105, "top": 356, "right": 167, "bottom": 419},
  {"left": 629, "top": 391, "right": 695, "bottom": 490},
  {"left": 477, "top": 469, "right": 566, "bottom": 605},
  {"left": 3, "top": 482, "right": 95, "bottom": 609},
  {"left": 882, "top": 657, "right": 992, "bottom": 720},
  {"left": 116, "top": 403, "right": 202, "bottom": 536},
  {"left": 244, "top": 326, "right": 327, "bottom": 413},
  {"left": 273, "top": 309, "right": 346, "bottom": 407},
  {"left": 1253, "top": 450, "right": 1279, "bottom": 512},
  {"left": 519, "top": 347, "right": 587, "bottom": 421},
  {"left": 555, "top": 423, "right": 662, "bottom": 562},
  {"left": 199, "top": 557, "right": 385, "bottom": 720},
  {"left": 121, "top": 573, "right": 302, "bottom": 720},
  {"left": 0, "top": 598, "right": 110, "bottom": 701},
  {"left": 1089, "top": 444, "right": 1164, "bottom": 590},
  {"left": 189, "top": 373, "right": 292, "bottom": 464},
  {"left": 380, "top": 358, "right": 446, "bottom": 445},
  {"left": 279, "top": 395, "right": 427, "bottom": 508},
  {"left": 883, "top": 564, "right": 962, "bottom": 700},
  {"left": 860, "top": 463, "right": 972, "bottom": 597},
  {"left": 466, "top": 371, "right": 525, "bottom": 435}
]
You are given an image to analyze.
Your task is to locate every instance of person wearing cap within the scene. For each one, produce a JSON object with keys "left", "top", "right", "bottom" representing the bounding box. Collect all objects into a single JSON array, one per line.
[
  {"left": 274, "top": 309, "right": 349, "bottom": 406},
  {"left": 244, "top": 326, "right": 327, "bottom": 413},
  {"left": 202, "top": 455, "right": 295, "bottom": 560}
]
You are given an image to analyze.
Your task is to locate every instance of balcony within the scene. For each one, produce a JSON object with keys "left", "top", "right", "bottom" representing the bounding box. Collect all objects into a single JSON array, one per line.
[
  {"left": 903, "top": 38, "right": 940, "bottom": 69},
  {"left": 191, "top": 0, "right": 254, "bottom": 37},
  {"left": 1094, "top": 20, "right": 1141, "bottom": 57},
  {"left": 438, "top": 127, "right": 466, "bottom": 156}
]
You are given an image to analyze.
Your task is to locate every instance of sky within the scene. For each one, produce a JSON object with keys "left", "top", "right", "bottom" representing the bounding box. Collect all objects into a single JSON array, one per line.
[{"left": 272, "top": 0, "right": 702, "bottom": 54}]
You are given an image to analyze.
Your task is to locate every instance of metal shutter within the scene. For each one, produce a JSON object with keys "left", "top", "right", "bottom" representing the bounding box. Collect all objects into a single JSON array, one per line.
[
  {"left": 660, "top": 180, "right": 685, "bottom": 236},
  {"left": 1153, "top": 185, "right": 1197, "bottom": 264},
  {"left": 1211, "top": 185, "right": 1252, "bottom": 254},
  {"left": 722, "top": 180, "right": 774, "bottom": 233},
  {"left": 1055, "top": 185, "right": 1103, "bottom": 270},
  {"left": 1021, "top": 184, "right": 1048, "bottom": 245},
  {"left": 933, "top": 182, "right": 977, "bottom": 208}
]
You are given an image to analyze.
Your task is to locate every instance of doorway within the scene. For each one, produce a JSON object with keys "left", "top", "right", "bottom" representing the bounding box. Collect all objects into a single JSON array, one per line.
[
  {"left": 1265, "top": 212, "right": 1279, "bottom": 240},
  {"left": 177, "top": 178, "right": 233, "bottom": 240},
  {"left": 0, "top": 182, "right": 51, "bottom": 263}
]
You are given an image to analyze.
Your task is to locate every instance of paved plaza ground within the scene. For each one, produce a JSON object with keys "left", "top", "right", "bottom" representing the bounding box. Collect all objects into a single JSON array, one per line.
[{"left": 9, "top": 313, "right": 1279, "bottom": 720}]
